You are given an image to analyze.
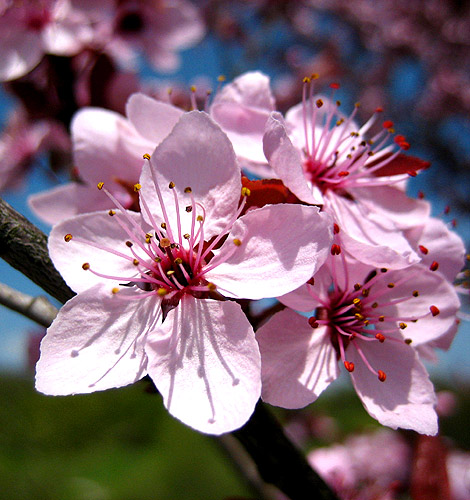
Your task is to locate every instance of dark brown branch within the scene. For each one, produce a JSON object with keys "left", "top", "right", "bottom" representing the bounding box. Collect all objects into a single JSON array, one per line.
[
  {"left": 233, "top": 402, "right": 338, "bottom": 500},
  {"left": 0, "top": 198, "right": 338, "bottom": 500},
  {"left": 0, "top": 197, "right": 74, "bottom": 304}
]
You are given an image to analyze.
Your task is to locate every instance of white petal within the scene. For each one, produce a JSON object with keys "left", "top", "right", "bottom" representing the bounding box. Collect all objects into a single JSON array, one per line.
[{"left": 146, "top": 297, "right": 261, "bottom": 434}]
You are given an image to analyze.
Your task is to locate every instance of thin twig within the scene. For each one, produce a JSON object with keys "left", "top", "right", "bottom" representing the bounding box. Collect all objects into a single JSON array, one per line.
[{"left": 0, "top": 282, "right": 58, "bottom": 328}]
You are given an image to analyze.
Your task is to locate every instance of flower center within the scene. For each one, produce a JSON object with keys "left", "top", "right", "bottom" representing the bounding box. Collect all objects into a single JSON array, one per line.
[
  {"left": 299, "top": 76, "right": 412, "bottom": 197},
  {"left": 306, "top": 232, "right": 441, "bottom": 382}
]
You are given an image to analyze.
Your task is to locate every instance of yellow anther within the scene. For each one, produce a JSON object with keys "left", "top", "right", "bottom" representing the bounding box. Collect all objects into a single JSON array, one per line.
[
  {"left": 378, "top": 315, "right": 385, "bottom": 322},
  {"left": 133, "top": 183, "right": 141, "bottom": 192},
  {"left": 241, "top": 187, "right": 251, "bottom": 197},
  {"left": 207, "top": 282, "right": 217, "bottom": 291},
  {"left": 160, "top": 238, "right": 171, "bottom": 248},
  {"left": 364, "top": 319, "right": 370, "bottom": 326},
  {"left": 82, "top": 263, "right": 90, "bottom": 270},
  {"left": 233, "top": 238, "right": 242, "bottom": 246},
  {"left": 355, "top": 102, "right": 361, "bottom": 108},
  {"left": 161, "top": 222, "right": 167, "bottom": 229},
  {"left": 108, "top": 210, "right": 116, "bottom": 216},
  {"left": 154, "top": 257, "right": 162, "bottom": 263},
  {"left": 336, "top": 119, "right": 344, "bottom": 126},
  {"left": 362, "top": 288, "right": 370, "bottom": 297},
  {"left": 190, "top": 85, "right": 196, "bottom": 92},
  {"left": 169, "top": 181, "right": 175, "bottom": 189},
  {"left": 166, "top": 270, "right": 175, "bottom": 277},
  {"left": 143, "top": 153, "right": 151, "bottom": 160},
  {"left": 64, "top": 234, "right": 73, "bottom": 242},
  {"left": 97, "top": 182, "right": 104, "bottom": 190},
  {"left": 303, "top": 76, "right": 311, "bottom": 84},
  {"left": 175, "top": 257, "right": 183, "bottom": 265},
  {"left": 197, "top": 215, "right": 204, "bottom": 222},
  {"left": 353, "top": 298, "right": 361, "bottom": 305},
  {"left": 354, "top": 313, "right": 365, "bottom": 321},
  {"left": 183, "top": 233, "right": 190, "bottom": 240},
  {"left": 133, "top": 259, "right": 139, "bottom": 266},
  {"left": 184, "top": 186, "right": 192, "bottom": 193},
  {"left": 112, "top": 287, "right": 120, "bottom": 294},
  {"left": 399, "top": 322, "right": 407, "bottom": 329},
  {"left": 218, "top": 75, "right": 226, "bottom": 82},
  {"left": 157, "top": 288, "right": 168, "bottom": 296},
  {"left": 311, "top": 73, "right": 319, "bottom": 80}
]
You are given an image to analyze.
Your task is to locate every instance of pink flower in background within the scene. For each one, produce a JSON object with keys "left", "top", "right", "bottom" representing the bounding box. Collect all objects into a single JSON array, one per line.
[
  {"left": 28, "top": 93, "right": 182, "bottom": 224},
  {"left": 36, "top": 111, "right": 333, "bottom": 434},
  {"left": 257, "top": 230, "right": 460, "bottom": 434},
  {"left": 308, "top": 429, "right": 411, "bottom": 500},
  {"left": 0, "top": 110, "right": 70, "bottom": 191},
  {"left": 75, "top": 0, "right": 205, "bottom": 72},
  {"left": 263, "top": 78, "right": 431, "bottom": 269},
  {"left": 0, "top": 0, "right": 93, "bottom": 81}
]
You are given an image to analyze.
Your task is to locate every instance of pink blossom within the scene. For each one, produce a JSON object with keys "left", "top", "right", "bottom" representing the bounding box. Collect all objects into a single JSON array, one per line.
[
  {"left": 263, "top": 78, "right": 431, "bottom": 269},
  {"left": 308, "top": 429, "right": 411, "bottom": 500},
  {"left": 75, "top": 0, "right": 205, "bottom": 72},
  {"left": 36, "top": 111, "right": 333, "bottom": 434},
  {"left": 28, "top": 93, "right": 181, "bottom": 224},
  {"left": 0, "top": 110, "right": 70, "bottom": 191},
  {"left": 210, "top": 71, "right": 276, "bottom": 168},
  {"left": 0, "top": 0, "right": 93, "bottom": 81},
  {"left": 257, "top": 232, "right": 460, "bottom": 434}
]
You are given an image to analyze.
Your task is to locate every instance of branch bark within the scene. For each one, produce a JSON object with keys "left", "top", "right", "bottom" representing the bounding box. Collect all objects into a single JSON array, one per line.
[
  {"left": 0, "top": 197, "right": 74, "bottom": 303},
  {"left": 0, "top": 282, "right": 58, "bottom": 327},
  {"left": 0, "top": 198, "right": 338, "bottom": 500}
]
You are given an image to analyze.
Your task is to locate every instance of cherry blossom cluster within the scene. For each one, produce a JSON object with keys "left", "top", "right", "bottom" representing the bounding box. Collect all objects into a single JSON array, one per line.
[
  {"left": 34, "top": 71, "right": 464, "bottom": 435},
  {"left": 0, "top": 0, "right": 204, "bottom": 81}
]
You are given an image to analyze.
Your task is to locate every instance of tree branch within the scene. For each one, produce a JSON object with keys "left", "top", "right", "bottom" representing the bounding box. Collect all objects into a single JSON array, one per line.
[
  {"left": 0, "top": 198, "right": 338, "bottom": 500},
  {"left": 0, "top": 282, "right": 58, "bottom": 327},
  {"left": 0, "top": 197, "right": 74, "bottom": 304}
]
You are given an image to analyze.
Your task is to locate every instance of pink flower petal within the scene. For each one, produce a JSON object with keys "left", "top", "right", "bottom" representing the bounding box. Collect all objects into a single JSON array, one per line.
[
  {"left": 406, "top": 217, "right": 466, "bottom": 282},
  {"left": 208, "top": 204, "right": 333, "bottom": 299},
  {"left": 48, "top": 211, "right": 147, "bottom": 293},
  {"left": 263, "top": 112, "right": 323, "bottom": 205},
  {"left": 36, "top": 284, "right": 158, "bottom": 395},
  {"left": 126, "top": 93, "right": 183, "bottom": 145},
  {"left": 257, "top": 309, "right": 339, "bottom": 408},
  {"left": 72, "top": 107, "right": 153, "bottom": 186},
  {"left": 146, "top": 297, "right": 261, "bottom": 434},
  {"left": 378, "top": 265, "right": 460, "bottom": 347},
  {"left": 349, "top": 339, "right": 438, "bottom": 435},
  {"left": 140, "top": 111, "right": 241, "bottom": 239},
  {"left": 28, "top": 182, "right": 113, "bottom": 225}
]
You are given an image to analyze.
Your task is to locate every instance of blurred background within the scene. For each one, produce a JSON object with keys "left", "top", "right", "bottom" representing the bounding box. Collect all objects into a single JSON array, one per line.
[{"left": 0, "top": 1, "right": 469, "bottom": 499}]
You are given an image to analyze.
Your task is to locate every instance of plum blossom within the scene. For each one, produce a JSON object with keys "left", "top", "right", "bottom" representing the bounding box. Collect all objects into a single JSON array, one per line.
[
  {"left": 36, "top": 111, "right": 333, "bottom": 434},
  {"left": 262, "top": 77, "right": 431, "bottom": 269},
  {"left": 28, "top": 93, "right": 182, "bottom": 224},
  {"left": 308, "top": 429, "right": 411, "bottom": 500},
  {"left": 74, "top": 0, "right": 205, "bottom": 72},
  {"left": 0, "top": 109, "right": 70, "bottom": 191},
  {"left": 257, "top": 229, "right": 460, "bottom": 435},
  {"left": 0, "top": 0, "right": 93, "bottom": 81}
]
